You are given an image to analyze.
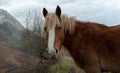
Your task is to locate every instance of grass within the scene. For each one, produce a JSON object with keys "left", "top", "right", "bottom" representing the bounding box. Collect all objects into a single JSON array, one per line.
[{"left": 50, "top": 59, "right": 82, "bottom": 73}]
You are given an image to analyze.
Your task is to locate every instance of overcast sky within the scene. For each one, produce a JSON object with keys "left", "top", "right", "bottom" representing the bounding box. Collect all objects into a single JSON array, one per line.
[{"left": 0, "top": 0, "right": 120, "bottom": 26}]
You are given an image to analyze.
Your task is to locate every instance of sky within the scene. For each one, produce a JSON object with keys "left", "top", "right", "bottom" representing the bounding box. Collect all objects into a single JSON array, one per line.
[{"left": 0, "top": 0, "right": 120, "bottom": 26}]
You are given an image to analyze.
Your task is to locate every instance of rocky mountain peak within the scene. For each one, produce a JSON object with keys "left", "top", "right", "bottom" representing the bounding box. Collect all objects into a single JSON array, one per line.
[{"left": 0, "top": 9, "right": 24, "bottom": 31}]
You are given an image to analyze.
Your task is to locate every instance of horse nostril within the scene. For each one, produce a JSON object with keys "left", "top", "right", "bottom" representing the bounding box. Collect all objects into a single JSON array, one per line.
[
  {"left": 47, "top": 51, "right": 50, "bottom": 55},
  {"left": 46, "top": 49, "right": 49, "bottom": 54},
  {"left": 55, "top": 48, "right": 58, "bottom": 53}
]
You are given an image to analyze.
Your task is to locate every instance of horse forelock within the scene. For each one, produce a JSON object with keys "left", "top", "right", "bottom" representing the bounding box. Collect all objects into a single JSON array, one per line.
[
  {"left": 44, "top": 13, "right": 76, "bottom": 34},
  {"left": 45, "top": 13, "right": 60, "bottom": 30}
]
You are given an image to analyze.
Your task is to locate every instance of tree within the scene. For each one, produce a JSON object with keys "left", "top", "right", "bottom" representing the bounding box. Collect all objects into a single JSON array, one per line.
[{"left": 20, "top": 9, "right": 47, "bottom": 59}]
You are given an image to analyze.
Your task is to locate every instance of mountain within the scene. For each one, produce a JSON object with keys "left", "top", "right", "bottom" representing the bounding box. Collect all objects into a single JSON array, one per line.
[
  {"left": 0, "top": 9, "right": 24, "bottom": 41},
  {"left": 0, "top": 9, "right": 25, "bottom": 49},
  {"left": 0, "top": 44, "right": 40, "bottom": 73}
]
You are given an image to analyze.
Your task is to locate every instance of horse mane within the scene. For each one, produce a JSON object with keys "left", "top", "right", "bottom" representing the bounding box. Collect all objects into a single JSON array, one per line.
[
  {"left": 61, "top": 15, "right": 108, "bottom": 33},
  {"left": 61, "top": 15, "right": 76, "bottom": 33},
  {"left": 45, "top": 13, "right": 77, "bottom": 33},
  {"left": 45, "top": 13, "right": 108, "bottom": 33}
]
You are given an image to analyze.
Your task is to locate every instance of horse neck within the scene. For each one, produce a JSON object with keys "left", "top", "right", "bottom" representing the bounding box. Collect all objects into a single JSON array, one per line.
[
  {"left": 63, "top": 21, "right": 82, "bottom": 51},
  {"left": 63, "top": 20, "right": 106, "bottom": 51}
]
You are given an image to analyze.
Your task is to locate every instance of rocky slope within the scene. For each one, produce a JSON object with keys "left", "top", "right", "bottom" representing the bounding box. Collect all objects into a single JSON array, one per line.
[
  {"left": 0, "top": 44, "right": 39, "bottom": 73},
  {"left": 0, "top": 9, "right": 24, "bottom": 41}
]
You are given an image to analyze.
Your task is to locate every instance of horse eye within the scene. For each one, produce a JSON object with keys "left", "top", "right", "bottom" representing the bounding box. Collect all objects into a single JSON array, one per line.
[
  {"left": 44, "top": 27, "right": 47, "bottom": 31},
  {"left": 58, "top": 26, "right": 62, "bottom": 30}
]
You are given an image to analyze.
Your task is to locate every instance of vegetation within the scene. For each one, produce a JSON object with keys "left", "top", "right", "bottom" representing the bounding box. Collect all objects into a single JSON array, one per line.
[
  {"left": 19, "top": 10, "right": 47, "bottom": 59},
  {"left": 50, "top": 59, "right": 82, "bottom": 73}
]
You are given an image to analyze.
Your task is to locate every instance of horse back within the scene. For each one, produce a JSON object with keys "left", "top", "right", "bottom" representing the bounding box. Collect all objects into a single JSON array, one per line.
[{"left": 97, "top": 25, "right": 120, "bottom": 71}]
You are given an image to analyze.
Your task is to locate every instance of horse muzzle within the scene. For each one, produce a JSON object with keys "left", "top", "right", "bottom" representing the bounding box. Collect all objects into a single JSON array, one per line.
[{"left": 47, "top": 48, "right": 58, "bottom": 58}]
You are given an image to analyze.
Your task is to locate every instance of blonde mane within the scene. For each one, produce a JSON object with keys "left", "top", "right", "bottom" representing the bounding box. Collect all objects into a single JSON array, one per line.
[
  {"left": 45, "top": 13, "right": 76, "bottom": 33},
  {"left": 61, "top": 15, "right": 76, "bottom": 33}
]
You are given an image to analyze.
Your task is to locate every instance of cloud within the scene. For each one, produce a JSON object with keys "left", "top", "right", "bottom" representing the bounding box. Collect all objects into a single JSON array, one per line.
[
  {"left": 0, "top": 0, "right": 120, "bottom": 26},
  {"left": 61, "top": 0, "right": 120, "bottom": 25},
  {"left": 0, "top": 0, "right": 10, "bottom": 5}
]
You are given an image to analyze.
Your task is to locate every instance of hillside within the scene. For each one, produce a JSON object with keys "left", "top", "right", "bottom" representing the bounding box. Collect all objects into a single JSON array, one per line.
[
  {"left": 0, "top": 9, "right": 24, "bottom": 31},
  {"left": 0, "top": 9, "right": 24, "bottom": 49},
  {"left": 0, "top": 9, "right": 24, "bottom": 43},
  {"left": 0, "top": 44, "right": 40, "bottom": 73}
]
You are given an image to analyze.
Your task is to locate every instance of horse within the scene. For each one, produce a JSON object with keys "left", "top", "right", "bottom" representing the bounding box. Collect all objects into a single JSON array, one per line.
[{"left": 42, "top": 5, "right": 120, "bottom": 73}]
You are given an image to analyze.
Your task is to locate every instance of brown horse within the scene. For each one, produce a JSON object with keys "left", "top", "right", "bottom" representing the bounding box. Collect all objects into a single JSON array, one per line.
[{"left": 42, "top": 5, "right": 120, "bottom": 73}]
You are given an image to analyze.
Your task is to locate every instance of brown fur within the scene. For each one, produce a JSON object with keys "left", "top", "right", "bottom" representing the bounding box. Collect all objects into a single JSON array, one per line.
[
  {"left": 63, "top": 20, "right": 120, "bottom": 73},
  {"left": 43, "top": 6, "right": 120, "bottom": 73}
]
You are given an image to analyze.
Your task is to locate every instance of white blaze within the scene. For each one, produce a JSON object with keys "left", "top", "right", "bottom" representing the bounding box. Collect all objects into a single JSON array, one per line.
[{"left": 48, "top": 27, "right": 56, "bottom": 54}]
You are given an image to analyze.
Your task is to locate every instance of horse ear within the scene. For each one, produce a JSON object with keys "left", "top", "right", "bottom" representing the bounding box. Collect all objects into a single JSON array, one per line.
[
  {"left": 56, "top": 5, "right": 61, "bottom": 18},
  {"left": 43, "top": 8, "right": 48, "bottom": 17}
]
